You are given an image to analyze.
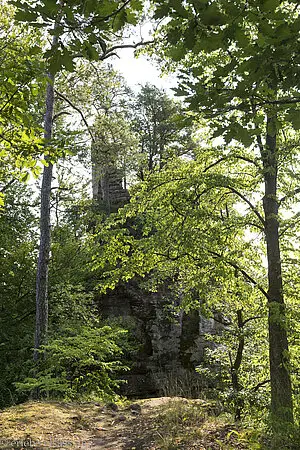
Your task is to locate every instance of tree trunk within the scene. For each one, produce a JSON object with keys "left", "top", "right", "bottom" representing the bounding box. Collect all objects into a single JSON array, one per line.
[
  {"left": 33, "top": 45, "right": 57, "bottom": 363},
  {"left": 229, "top": 309, "right": 244, "bottom": 421},
  {"left": 261, "top": 115, "right": 293, "bottom": 424}
]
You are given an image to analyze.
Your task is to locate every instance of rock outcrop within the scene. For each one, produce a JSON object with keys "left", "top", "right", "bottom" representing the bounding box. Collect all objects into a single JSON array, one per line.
[{"left": 93, "top": 163, "right": 224, "bottom": 396}]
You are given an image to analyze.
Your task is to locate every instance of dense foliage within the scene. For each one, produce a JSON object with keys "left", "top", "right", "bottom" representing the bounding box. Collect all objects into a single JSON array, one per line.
[{"left": 1, "top": 0, "right": 300, "bottom": 447}]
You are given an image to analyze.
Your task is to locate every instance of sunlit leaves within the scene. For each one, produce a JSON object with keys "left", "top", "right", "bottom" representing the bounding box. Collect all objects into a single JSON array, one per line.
[
  {"left": 16, "top": 324, "right": 129, "bottom": 399},
  {"left": 92, "top": 145, "right": 264, "bottom": 294},
  {"left": 0, "top": 3, "right": 46, "bottom": 189},
  {"left": 11, "top": 0, "right": 145, "bottom": 73},
  {"left": 152, "top": 0, "right": 300, "bottom": 143}
]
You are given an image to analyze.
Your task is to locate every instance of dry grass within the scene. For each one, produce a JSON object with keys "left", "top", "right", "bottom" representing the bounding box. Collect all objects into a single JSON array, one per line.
[
  {"left": 0, "top": 398, "right": 252, "bottom": 449},
  {"left": 0, "top": 401, "right": 100, "bottom": 448},
  {"left": 124, "top": 398, "right": 249, "bottom": 450}
]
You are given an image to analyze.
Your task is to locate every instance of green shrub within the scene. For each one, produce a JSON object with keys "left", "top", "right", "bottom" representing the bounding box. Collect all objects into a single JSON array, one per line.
[{"left": 16, "top": 325, "right": 129, "bottom": 401}]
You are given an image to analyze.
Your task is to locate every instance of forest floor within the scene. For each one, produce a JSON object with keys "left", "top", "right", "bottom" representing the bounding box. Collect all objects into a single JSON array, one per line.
[{"left": 0, "top": 397, "right": 254, "bottom": 449}]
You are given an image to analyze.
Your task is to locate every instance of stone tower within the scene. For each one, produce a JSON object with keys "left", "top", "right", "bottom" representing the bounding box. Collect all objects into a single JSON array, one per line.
[{"left": 92, "top": 162, "right": 129, "bottom": 213}]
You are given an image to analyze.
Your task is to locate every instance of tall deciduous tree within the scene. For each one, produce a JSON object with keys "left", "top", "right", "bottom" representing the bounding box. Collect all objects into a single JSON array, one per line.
[
  {"left": 11, "top": 0, "right": 145, "bottom": 364},
  {"left": 148, "top": 0, "right": 300, "bottom": 425}
]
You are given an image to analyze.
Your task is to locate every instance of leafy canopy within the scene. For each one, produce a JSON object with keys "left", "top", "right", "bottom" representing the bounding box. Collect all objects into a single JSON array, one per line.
[
  {"left": 10, "top": 0, "right": 144, "bottom": 73},
  {"left": 0, "top": 1, "right": 46, "bottom": 204},
  {"left": 151, "top": 0, "right": 300, "bottom": 144}
]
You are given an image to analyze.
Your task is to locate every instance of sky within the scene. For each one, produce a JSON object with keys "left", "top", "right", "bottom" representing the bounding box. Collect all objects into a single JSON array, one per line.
[
  {"left": 110, "top": 20, "right": 177, "bottom": 94},
  {"left": 112, "top": 49, "right": 176, "bottom": 93}
]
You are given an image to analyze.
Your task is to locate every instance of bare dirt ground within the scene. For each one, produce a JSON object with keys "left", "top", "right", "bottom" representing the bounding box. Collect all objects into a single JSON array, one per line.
[{"left": 0, "top": 397, "right": 249, "bottom": 449}]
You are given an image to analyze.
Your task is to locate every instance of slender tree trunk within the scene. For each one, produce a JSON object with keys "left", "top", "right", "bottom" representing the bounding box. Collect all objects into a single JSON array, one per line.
[
  {"left": 229, "top": 309, "right": 244, "bottom": 421},
  {"left": 33, "top": 41, "right": 57, "bottom": 363},
  {"left": 261, "top": 115, "right": 293, "bottom": 424}
]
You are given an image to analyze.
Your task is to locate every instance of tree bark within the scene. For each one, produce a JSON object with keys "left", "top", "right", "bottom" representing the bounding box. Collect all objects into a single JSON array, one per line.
[
  {"left": 33, "top": 43, "right": 57, "bottom": 363},
  {"left": 261, "top": 115, "right": 293, "bottom": 424},
  {"left": 229, "top": 309, "right": 244, "bottom": 421}
]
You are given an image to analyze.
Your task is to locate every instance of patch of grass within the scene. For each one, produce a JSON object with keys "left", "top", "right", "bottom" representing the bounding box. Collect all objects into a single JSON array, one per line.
[
  {"left": 0, "top": 401, "right": 100, "bottom": 446},
  {"left": 70, "top": 413, "right": 92, "bottom": 430},
  {"left": 148, "top": 399, "right": 247, "bottom": 450}
]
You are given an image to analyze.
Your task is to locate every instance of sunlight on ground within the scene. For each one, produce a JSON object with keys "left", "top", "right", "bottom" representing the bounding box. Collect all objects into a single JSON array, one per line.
[{"left": 0, "top": 398, "right": 251, "bottom": 449}]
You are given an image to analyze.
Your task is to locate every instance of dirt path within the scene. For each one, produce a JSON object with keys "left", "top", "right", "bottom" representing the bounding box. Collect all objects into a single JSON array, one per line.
[
  {"left": 0, "top": 398, "right": 248, "bottom": 449},
  {"left": 90, "top": 398, "right": 180, "bottom": 449}
]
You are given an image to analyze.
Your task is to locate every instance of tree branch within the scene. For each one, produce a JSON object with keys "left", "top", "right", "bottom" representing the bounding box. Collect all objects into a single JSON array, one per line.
[
  {"left": 0, "top": 179, "right": 15, "bottom": 193},
  {"left": 207, "top": 249, "right": 269, "bottom": 300},
  {"left": 245, "top": 221, "right": 264, "bottom": 232},
  {"left": 103, "top": 40, "right": 155, "bottom": 59},
  {"left": 54, "top": 89, "right": 95, "bottom": 142},
  {"left": 53, "top": 110, "right": 72, "bottom": 121},
  {"left": 203, "top": 153, "right": 261, "bottom": 173},
  {"left": 279, "top": 211, "right": 300, "bottom": 237},
  {"left": 252, "top": 379, "right": 271, "bottom": 392},
  {"left": 279, "top": 187, "right": 300, "bottom": 205},
  {"left": 15, "top": 310, "right": 35, "bottom": 323},
  {"left": 227, "top": 186, "right": 265, "bottom": 226},
  {"left": 90, "top": 0, "right": 132, "bottom": 25},
  {"left": 242, "top": 315, "right": 262, "bottom": 327},
  {"left": 257, "top": 97, "right": 300, "bottom": 107},
  {"left": 154, "top": 247, "right": 269, "bottom": 300}
]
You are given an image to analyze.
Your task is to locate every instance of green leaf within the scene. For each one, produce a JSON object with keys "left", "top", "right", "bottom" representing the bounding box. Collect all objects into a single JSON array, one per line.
[
  {"left": 130, "top": 0, "right": 143, "bottom": 11},
  {"left": 113, "top": 9, "right": 127, "bottom": 32},
  {"left": 230, "top": 123, "right": 253, "bottom": 147},
  {"left": 202, "top": 5, "right": 227, "bottom": 26},
  {"left": 194, "top": 34, "right": 222, "bottom": 52},
  {"left": 46, "top": 0, "right": 58, "bottom": 10},
  {"left": 168, "top": 44, "right": 186, "bottom": 61},
  {"left": 154, "top": 4, "right": 170, "bottom": 19},
  {"left": 83, "top": 0, "right": 98, "bottom": 16},
  {"left": 167, "top": 28, "right": 181, "bottom": 45},
  {"left": 235, "top": 28, "right": 250, "bottom": 47},
  {"left": 257, "top": 33, "right": 267, "bottom": 48},
  {"left": 274, "top": 24, "right": 291, "bottom": 43},
  {"left": 48, "top": 51, "right": 63, "bottom": 74},
  {"left": 83, "top": 42, "right": 99, "bottom": 61},
  {"left": 213, "top": 128, "right": 226, "bottom": 139},
  {"left": 49, "top": 25, "right": 64, "bottom": 36},
  {"left": 29, "top": 45, "right": 42, "bottom": 55},
  {"left": 169, "top": 0, "right": 189, "bottom": 18},
  {"left": 287, "top": 110, "right": 300, "bottom": 130},
  {"left": 39, "top": 0, "right": 59, "bottom": 17},
  {"left": 259, "top": 20, "right": 274, "bottom": 37},
  {"left": 183, "top": 24, "right": 196, "bottom": 50},
  {"left": 14, "top": 9, "right": 38, "bottom": 22},
  {"left": 20, "top": 172, "right": 30, "bottom": 183},
  {"left": 62, "top": 49, "right": 75, "bottom": 71},
  {"left": 260, "top": 0, "right": 280, "bottom": 12},
  {"left": 126, "top": 10, "right": 138, "bottom": 26}
]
